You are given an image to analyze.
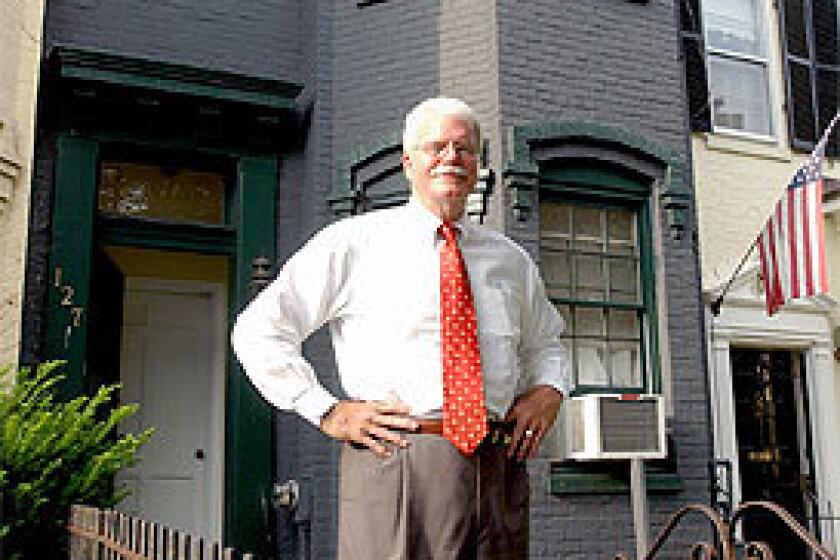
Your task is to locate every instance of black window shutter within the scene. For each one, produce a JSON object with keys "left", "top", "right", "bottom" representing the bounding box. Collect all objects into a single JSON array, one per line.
[
  {"left": 812, "top": 0, "right": 840, "bottom": 156},
  {"left": 816, "top": 69, "right": 839, "bottom": 156},
  {"left": 812, "top": 0, "right": 838, "bottom": 66},
  {"left": 781, "top": 0, "right": 840, "bottom": 154},
  {"left": 784, "top": 0, "right": 809, "bottom": 58},
  {"left": 680, "top": 0, "right": 711, "bottom": 132},
  {"left": 790, "top": 61, "right": 818, "bottom": 145},
  {"left": 780, "top": 0, "right": 818, "bottom": 149}
]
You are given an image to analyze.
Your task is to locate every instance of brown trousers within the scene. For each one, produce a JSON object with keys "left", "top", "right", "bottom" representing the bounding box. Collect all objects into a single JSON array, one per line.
[{"left": 338, "top": 433, "right": 529, "bottom": 560}]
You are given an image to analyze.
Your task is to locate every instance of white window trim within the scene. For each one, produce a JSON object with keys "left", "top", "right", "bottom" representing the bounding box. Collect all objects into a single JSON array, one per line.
[{"left": 704, "top": 0, "right": 779, "bottom": 140}]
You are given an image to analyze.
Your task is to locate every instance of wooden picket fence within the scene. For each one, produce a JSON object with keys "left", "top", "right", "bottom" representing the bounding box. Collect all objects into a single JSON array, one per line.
[{"left": 68, "top": 505, "right": 255, "bottom": 560}]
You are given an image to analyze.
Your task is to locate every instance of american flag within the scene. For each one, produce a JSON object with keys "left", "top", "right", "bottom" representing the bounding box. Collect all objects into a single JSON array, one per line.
[{"left": 756, "top": 116, "right": 837, "bottom": 315}]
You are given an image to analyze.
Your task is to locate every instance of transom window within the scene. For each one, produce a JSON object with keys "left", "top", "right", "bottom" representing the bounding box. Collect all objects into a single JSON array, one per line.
[
  {"left": 703, "top": 0, "right": 773, "bottom": 136},
  {"left": 540, "top": 201, "right": 646, "bottom": 391},
  {"left": 99, "top": 161, "right": 226, "bottom": 225}
]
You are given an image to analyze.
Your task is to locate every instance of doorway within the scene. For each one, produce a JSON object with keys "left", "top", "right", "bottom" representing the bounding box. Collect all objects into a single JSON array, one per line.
[
  {"left": 91, "top": 245, "right": 229, "bottom": 540},
  {"left": 116, "top": 278, "right": 226, "bottom": 539},
  {"left": 731, "top": 348, "right": 816, "bottom": 558},
  {"left": 47, "top": 134, "right": 277, "bottom": 552}
]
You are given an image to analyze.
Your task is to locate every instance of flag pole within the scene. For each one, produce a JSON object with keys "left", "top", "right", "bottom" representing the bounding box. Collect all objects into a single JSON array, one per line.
[
  {"left": 711, "top": 110, "right": 840, "bottom": 317},
  {"left": 710, "top": 241, "right": 756, "bottom": 317}
]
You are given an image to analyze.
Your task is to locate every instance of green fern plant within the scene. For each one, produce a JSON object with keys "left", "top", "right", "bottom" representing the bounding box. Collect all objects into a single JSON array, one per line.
[{"left": 0, "top": 361, "right": 153, "bottom": 559}]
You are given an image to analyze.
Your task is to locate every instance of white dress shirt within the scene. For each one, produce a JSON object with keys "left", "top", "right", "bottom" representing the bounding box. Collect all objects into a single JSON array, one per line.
[{"left": 231, "top": 199, "right": 570, "bottom": 426}]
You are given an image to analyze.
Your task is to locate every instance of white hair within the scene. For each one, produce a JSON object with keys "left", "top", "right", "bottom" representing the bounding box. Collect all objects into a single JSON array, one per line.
[{"left": 403, "top": 97, "right": 481, "bottom": 152}]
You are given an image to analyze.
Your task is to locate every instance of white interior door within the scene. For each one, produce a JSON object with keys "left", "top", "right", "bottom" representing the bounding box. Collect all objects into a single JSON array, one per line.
[{"left": 117, "top": 279, "right": 224, "bottom": 540}]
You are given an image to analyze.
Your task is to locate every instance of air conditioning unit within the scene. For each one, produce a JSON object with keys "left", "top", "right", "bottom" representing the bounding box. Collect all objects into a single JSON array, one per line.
[{"left": 562, "top": 394, "right": 666, "bottom": 461}]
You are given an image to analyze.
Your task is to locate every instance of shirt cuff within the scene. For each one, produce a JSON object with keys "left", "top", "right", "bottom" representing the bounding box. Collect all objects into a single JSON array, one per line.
[
  {"left": 294, "top": 385, "right": 339, "bottom": 426},
  {"left": 530, "top": 370, "right": 570, "bottom": 398}
]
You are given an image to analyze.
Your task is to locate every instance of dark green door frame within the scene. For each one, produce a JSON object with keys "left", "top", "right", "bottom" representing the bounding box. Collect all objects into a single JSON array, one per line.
[
  {"left": 45, "top": 135, "right": 99, "bottom": 401},
  {"left": 225, "top": 155, "right": 278, "bottom": 552},
  {"left": 43, "top": 133, "right": 277, "bottom": 554}
]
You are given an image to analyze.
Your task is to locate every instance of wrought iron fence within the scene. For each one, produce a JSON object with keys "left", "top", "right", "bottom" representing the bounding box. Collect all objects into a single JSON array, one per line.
[{"left": 614, "top": 500, "right": 836, "bottom": 560}]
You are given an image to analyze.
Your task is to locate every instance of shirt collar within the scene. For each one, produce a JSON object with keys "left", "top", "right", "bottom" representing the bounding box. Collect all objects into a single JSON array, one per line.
[{"left": 405, "top": 197, "right": 471, "bottom": 243}]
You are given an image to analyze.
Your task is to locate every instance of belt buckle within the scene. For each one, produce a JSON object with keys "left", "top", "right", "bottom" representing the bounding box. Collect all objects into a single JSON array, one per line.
[{"left": 488, "top": 421, "right": 514, "bottom": 447}]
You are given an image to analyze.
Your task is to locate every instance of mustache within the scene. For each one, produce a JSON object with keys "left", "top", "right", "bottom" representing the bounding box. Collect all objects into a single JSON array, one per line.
[{"left": 430, "top": 165, "right": 469, "bottom": 177}]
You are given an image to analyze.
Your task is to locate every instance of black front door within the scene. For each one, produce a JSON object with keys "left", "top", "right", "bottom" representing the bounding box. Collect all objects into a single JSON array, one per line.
[{"left": 731, "top": 349, "right": 815, "bottom": 558}]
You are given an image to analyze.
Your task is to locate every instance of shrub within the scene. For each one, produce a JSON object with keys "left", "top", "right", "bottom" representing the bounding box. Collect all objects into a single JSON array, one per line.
[{"left": 0, "top": 361, "right": 153, "bottom": 559}]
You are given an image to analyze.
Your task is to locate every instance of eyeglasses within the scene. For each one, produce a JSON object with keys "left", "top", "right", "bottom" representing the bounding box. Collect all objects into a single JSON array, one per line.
[{"left": 416, "top": 140, "right": 477, "bottom": 159}]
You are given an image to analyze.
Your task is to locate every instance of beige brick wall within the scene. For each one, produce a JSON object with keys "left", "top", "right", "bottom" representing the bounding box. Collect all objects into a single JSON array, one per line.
[
  {"left": 693, "top": 134, "right": 840, "bottom": 294},
  {"left": 0, "top": 0, "right": 46, "bottom": 366}
]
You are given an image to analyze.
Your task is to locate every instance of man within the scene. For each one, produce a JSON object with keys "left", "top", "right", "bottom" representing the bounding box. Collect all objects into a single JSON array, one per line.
[{"left": 232, "top": 97, "right": 569, "bottom": 559}]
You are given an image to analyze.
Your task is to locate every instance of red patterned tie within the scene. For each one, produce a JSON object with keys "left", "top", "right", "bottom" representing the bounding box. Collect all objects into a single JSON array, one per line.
[{"left": 439, "top": 222, "right": 488, "bottom": 454}]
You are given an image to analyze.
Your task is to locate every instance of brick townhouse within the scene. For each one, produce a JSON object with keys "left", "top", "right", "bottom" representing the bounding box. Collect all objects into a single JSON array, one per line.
[{"left": 20, "top": 1, "right": 713, "bottom": 557}]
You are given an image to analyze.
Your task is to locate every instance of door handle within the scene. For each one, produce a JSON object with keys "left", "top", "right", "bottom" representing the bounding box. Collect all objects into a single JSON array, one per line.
[
  {"left": 195, "top": 449, "right": 205, "bottom": 460},
  {"left": 273, "top": 479, "right": 300, "bottom": 511}
]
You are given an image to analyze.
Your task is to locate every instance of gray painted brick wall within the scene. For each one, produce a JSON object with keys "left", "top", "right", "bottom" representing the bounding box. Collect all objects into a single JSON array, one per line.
[
  {"left": 45, "top": 0, "right": 304, "bottom": 80},
  {"left": 493, "top": 0, "right": 710, "bottom": 555},
  {"left": 24, "top": 0, "right": 711, "bottom": 557}
]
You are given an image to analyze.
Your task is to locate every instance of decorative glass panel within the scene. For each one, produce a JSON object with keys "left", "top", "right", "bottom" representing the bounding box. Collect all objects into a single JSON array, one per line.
[{"left": 99, "top": 162, "right": 225, "bottom": 225}]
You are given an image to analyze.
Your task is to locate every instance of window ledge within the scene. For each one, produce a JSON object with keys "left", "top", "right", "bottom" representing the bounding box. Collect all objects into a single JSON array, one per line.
[
  {"left": 549, "top": 461, "right": 684, "bottom": 495},
  {"left": 700, "top": 130, "right": 791, "bottom": 162}
]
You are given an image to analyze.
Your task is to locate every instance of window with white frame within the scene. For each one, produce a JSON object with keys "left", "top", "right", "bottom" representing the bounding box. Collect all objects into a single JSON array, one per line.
[{"left": 703, "top": 0, "right": 773, "bottom": 136}]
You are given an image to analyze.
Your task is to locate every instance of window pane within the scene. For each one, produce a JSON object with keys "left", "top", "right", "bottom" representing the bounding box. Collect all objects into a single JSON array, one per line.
[
  {"left": 540, "top": 202, "right": 571, "bottom": 234},
  {"left": 574, "top": 253, "right": 606, "bottom": 301},
  {"left": 704, "top": 0, "right": 764, "bottom": 56},
  {"left": 99, "top": 162, "right": 225, "bottom": 225},
  {"left": 573, "top": 206, "right": 602, "bottom": 242},
  {"left": 608, "top": 309, "right": 640, "bottom": 340},
  {"left": 709, "top": 56, "right": 771, "bottom": 135},
  {"left": 607, "top": 208, "right": 635, "bottom": 256},
  {"left": 542, "top": 251, "right": 571, "bottom": 299},
  {"left": 575, "top": 307, "right": 604, "bottom": 338},
  {"left": 577, "top": 341, "right": 608, "bottom": 386},
  {"left": 609, "top": 342, "right": 641, "bottom": 388},
  {"left": 608, "top": 258, "right": 639, "bottom": 303},
  {"left": 555, "top": 304, "right": 571, "bottom": 331}
]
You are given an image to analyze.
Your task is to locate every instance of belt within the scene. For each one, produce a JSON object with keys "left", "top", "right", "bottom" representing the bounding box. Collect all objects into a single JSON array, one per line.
[{"left": 415, "top": 419, "right": 515, "bottom": 446}]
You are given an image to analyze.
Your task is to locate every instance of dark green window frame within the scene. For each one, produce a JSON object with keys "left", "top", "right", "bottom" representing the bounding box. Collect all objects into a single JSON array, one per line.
[
  {"left": 539, "top": 166, "right": 659, "bottom": 396},
  {"left": 503, "top": 120, "right": 687, "bottom": 494}
]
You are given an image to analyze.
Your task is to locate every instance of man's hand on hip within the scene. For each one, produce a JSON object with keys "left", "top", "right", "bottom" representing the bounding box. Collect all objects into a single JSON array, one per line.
[
  {"left": 504, "top": 385, "right": 563, "bottom": 462},
  {"left": 320, "top": 400, "right": 419, "bottom": 458}
]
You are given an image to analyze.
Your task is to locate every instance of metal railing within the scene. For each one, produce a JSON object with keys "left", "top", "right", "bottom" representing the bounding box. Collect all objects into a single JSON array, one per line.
[{"left": 613, "top": 501, "right": 836, "bottom": 560}]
